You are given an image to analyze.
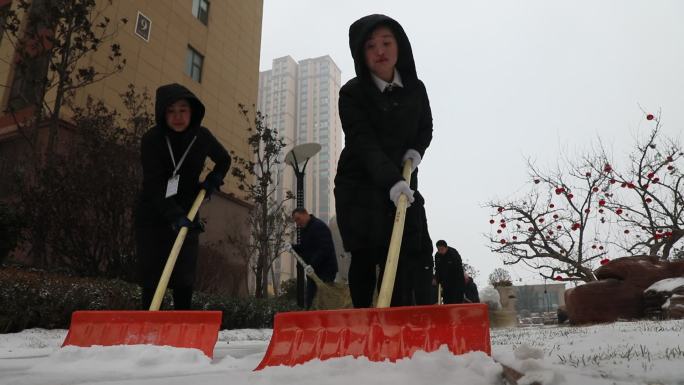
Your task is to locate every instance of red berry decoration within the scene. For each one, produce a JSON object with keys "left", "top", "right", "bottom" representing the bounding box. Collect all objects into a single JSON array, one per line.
[
  {"left": 598, "top": 199, "right": 606, "bottom": 206},
  {"left": 556, "top": 225, "right": 562, "bottom": 230},
  {"left": 497, "top": 207, "right": 504, "bottom": 212},
  {"left": 549, "top": 203, "right": 555, "bottom": 208},
  {"left": 534, "top": 179, "right": 540, "bottom": 184},
  {"left": 528, "top": 227, "right": 535, "bottom": 232},
  {"left": 604, "top": 164, "right": 613, "bottom": 172},
  {"left": 553, "top": 214, "right": 559, "bottom": 219},
  {"left": 647, "top": 172, "right": 655, "bottom": 179},
  {"left": 567, "top": 193, "right": 574, "bottom": 199},
  {"left": 652, "top": 177, "right": 660, "bottom": 184},
  {"left": 489, "top": 219, "right": 495, "bottom": 224},
  {"left": 600, "top": 258, "right": 610, "bottom": 265},
  {"left": 609, "top": 178, "right": 616, "bottom": 184},
  {"left": 554, "top": 275, "right": 563, "bottom": 281},
  {"left": 497, "top": 229, "right": 502, "bottom": 234},
  {"left": 616, "top": 208, "right": 623, "bottom": 215},
  {"left": 592, "top": 187, "right": 599, "bottom": 192},
  {"left": 667, "top": 156, "right": 673, "bottom": 162},
  {"left": 645, "top": 197, "right": 652, "bottom": 203},
  {"left": 585, "top": 209, "right": 591, "bottom": 214},
  {"left": 599, "top": 208, "right": 604, "bottom": 213},
  {"left": 624, "top": 229, "right": 630, "bottom": 234},
  {"left": 667, "top": 165, "right": 674, "bottom": 171},
  {"left": 512, "top": 236, "right": 517, "bottom": 240},
  {"left": 500, "top": 239, "right": 506, "bottom": 244},
  {"left": 585, "top": 172, "right": 592, "bottom": 177},
  {"left": 599, "top": 246, "right": 604, "bottom": 250},
  {"left": 646, "top": 114, "right": 654, "bottom": 120},
  {"left": 538, "top": 218, "right": 545, "bottom": 223}
]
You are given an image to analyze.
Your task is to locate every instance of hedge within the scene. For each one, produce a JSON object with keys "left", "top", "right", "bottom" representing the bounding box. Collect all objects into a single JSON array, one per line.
[{"left": 0, "top": 266, "right": 300, "bottom": 333}]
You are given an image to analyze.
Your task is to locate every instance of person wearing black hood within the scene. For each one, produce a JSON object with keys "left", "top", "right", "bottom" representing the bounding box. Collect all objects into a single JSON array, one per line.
[
  {"left": 335, "top": 14, "right": 433, "bottom": 308},
  {"left": 135, "top": 83, "right": 230, "bottom": 310}
]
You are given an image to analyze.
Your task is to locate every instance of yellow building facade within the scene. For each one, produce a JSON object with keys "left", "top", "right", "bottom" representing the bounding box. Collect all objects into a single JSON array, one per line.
[{"left": 0, "top": 0, "right": 264, "bottom": 296}]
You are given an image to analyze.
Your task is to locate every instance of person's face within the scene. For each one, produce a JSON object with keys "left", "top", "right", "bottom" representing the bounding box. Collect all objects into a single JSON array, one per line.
[
  {"left": 292, "top": 212, "right": 309, "bottom": 228},
  {"left": 364, "top": 25, "right": 398, "bottom": 82},
  {"left": 437, "top": 246, "right": 447, "bottom": 255},
  {"left": 165, "top": 99, "right": 192, "bottom": 132}
]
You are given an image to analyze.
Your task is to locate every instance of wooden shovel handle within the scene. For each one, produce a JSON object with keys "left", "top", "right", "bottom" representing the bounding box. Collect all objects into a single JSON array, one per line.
[
  {"left": 149, "top": 189, "right": 207, "bottom": 311},
  {"left": 376, "top": 160, "right": 412, "bottom": 308}
]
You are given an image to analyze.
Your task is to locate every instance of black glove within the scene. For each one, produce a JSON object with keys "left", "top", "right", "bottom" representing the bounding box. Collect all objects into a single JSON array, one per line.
[
  {"left": 171, "top": 215, "right": 204, "bottom": 232},
  {"left": 201, "top": 172, "right": 224, "bottom": 199}
]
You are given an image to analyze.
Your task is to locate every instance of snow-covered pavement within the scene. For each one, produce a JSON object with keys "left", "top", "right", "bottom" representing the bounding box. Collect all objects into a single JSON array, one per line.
[{"left": 1, "top": 320, "right": 682, "bottom": 385}]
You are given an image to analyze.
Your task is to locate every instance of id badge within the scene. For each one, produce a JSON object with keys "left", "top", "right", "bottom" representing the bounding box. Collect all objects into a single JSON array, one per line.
[{"left": 165, "top": 174, "right": 180, "bottom": 198}]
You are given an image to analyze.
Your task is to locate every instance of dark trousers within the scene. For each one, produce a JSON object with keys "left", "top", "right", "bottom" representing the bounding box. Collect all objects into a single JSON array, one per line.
[
  {"left": 141, "top": 285, "right": 194, "bottom": 310},
  {"left": 348, "top": 247, "right": 383, "bottom": 308},
  {"left": 441, "top": 282, "right": 464, "bottom": 304},
  {"left": 349, "top": 247, "right": 421, "bottom": 308}
]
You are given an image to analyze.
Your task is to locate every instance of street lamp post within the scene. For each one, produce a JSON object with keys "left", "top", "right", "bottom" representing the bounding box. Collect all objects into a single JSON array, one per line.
[{"left": 285, "top": 143, "right": 321, "bottom": 308}]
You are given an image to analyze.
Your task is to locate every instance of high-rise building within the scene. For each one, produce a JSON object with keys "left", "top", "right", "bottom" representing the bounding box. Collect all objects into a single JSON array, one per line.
[
  {"left": 0, "top": 0, "right": 264, "bottom": 296},
  {"left": 258, "top": 55, "right": 343, "bottom": 283}
]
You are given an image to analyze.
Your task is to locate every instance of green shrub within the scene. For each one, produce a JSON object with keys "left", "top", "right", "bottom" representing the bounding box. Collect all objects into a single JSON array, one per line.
[{"left": 0, "top": 266, "right": 300, "bottom": 333}]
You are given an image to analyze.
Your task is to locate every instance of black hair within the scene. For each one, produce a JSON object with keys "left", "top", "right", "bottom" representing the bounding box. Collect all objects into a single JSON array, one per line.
[
  {"left": 436, "top": 240, "right": 447, "bottom": 247},
  {"left": 291, "top": 207, "right": 308, "bottom": 216}
]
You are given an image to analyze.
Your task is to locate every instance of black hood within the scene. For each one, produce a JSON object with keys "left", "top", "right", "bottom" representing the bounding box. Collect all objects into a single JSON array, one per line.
[
  {"left": 154, "top": 83, "right": 205, "bottom": 132},
  {"left": 348, "top": 14, "right": 418, "bottom": 87}
]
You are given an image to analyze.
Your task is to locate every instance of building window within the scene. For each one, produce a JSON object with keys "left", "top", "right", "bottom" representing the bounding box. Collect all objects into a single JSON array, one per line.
[
  {"left": 185, "top": 46, "right": 204, "bottom": 82},
  {"left": 192, "top": 0, "right": 210, "bottom": 25}
]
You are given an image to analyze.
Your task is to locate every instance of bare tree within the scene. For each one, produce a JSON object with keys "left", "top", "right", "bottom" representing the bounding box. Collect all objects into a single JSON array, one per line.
[
  {"left": 230, "top": 105, "right": 293, "bottom": 298},
  {"left": 486, "top": 111, "right": 683, "bottom": 281},
  {"left": 488, "top": 268, "right": 512, "bottom": 287},
  {"left": 1, "top": 0, "right": 126, "bottom": 160},
  {"left": 486, "top": 154, "right": 611, "bottom": 282},
  {"left": 593, "top": 113, "right": 683, "bottom": 259}
]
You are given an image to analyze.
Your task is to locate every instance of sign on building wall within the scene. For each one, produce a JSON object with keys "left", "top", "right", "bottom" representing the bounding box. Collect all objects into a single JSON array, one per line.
[{"left": 135, "top": 11, "right": 151, "bottom": 42}]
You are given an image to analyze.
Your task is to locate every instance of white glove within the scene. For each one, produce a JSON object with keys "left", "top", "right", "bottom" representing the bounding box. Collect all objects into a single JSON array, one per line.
[
  {"left": 402, "top": 149, "right": 421, "bottom": 172},
  {"left": 304, "top": 265, "right": 314, "bottom": 275},
  {"left": 389, "top": 180, "right": 415, "bottom": 207}
]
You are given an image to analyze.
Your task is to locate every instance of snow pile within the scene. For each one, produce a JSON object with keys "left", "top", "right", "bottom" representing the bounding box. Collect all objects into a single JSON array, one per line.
[
  {"left": 480, "top": 286, "right": 501, "bottom": 310},
  {"left": 29, "top": 344, "right": 212, "bottom": 374},
  {"left": 645, "top": 277, "right": 684, "bottom": 293},
  {"left": 256, "top": 346, "right": 503, "bottom": 385}
]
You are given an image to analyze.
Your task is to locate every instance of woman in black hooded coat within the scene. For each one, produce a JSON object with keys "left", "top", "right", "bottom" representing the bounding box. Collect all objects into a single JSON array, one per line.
[
  {"left": 335, "top": 14, "right": 433, "bottom": 308},
  {"left": 135, "top": 83, "right": 230, "bottom": 310}
]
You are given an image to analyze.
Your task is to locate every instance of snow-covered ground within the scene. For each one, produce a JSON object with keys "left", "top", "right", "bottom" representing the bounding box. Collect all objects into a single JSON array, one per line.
[{"left": 1, "top": 320, "right": 683, "bottom": 385}]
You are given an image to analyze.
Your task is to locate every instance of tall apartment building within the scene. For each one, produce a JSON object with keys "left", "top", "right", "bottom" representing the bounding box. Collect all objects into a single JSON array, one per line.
[
  {"left": 0, "top": 0, "right": 264, "bottom": 296},
  {"left": 258, "top": 55, "right": 343, "bottom": 283}
]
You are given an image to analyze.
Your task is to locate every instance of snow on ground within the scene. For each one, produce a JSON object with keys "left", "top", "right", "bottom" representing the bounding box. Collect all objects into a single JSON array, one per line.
[{"left": 1, "top": 320, "right": 683, "bottom": 385}]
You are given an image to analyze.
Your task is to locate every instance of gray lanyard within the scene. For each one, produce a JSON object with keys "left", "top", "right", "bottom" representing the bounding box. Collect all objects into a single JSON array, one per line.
[{"left": 165, "top": 135, "right": 197, "bottom": 176}]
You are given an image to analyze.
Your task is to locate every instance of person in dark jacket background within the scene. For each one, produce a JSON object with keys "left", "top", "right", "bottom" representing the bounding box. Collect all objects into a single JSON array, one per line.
[
  {"left": 464, "top": 271, "right": 480, "bottom": 303},
  {"left": 291, "top": 207, "right": 339, "bottom": 309},
  {"left": 334, "top": 14, "right": 433, "bottom": 308},
  {"left": 135, "top": 83, "right": 230, "bottom": 310},
  {"left": 434, "top": 240, "right": 466, "bottom": 304}
]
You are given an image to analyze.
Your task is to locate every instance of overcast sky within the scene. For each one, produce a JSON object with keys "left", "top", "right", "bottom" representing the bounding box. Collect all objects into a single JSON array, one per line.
[{"left": 259, "top": 0, "right": 684, "bottom": 287}]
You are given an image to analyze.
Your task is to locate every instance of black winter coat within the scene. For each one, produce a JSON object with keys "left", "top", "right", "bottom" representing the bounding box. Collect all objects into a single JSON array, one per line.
[
  {"left": 335, "top": 14, "right": 433, "bottom": 252},
  {"left": 135, "top": 83, "right": 230, "bottom": 288},
  {"left": 435, "top": 246, "right": 465, "bottom": 290},
  {"left": 293, "top": 215, "right": 338, "bottom": 281}
]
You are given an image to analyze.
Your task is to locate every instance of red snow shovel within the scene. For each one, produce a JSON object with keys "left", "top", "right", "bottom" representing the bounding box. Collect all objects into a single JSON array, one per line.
[
  {"left": 255, "top": 161, "right": 490, "bottom": 370},
  {"left": 62, "top": 189, "right": 222, "bottom": 358}
]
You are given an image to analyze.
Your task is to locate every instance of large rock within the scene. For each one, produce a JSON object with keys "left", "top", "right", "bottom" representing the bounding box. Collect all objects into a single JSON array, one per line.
[{"left": 565, "top": 256, "right": 684, "bottom": 324}]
